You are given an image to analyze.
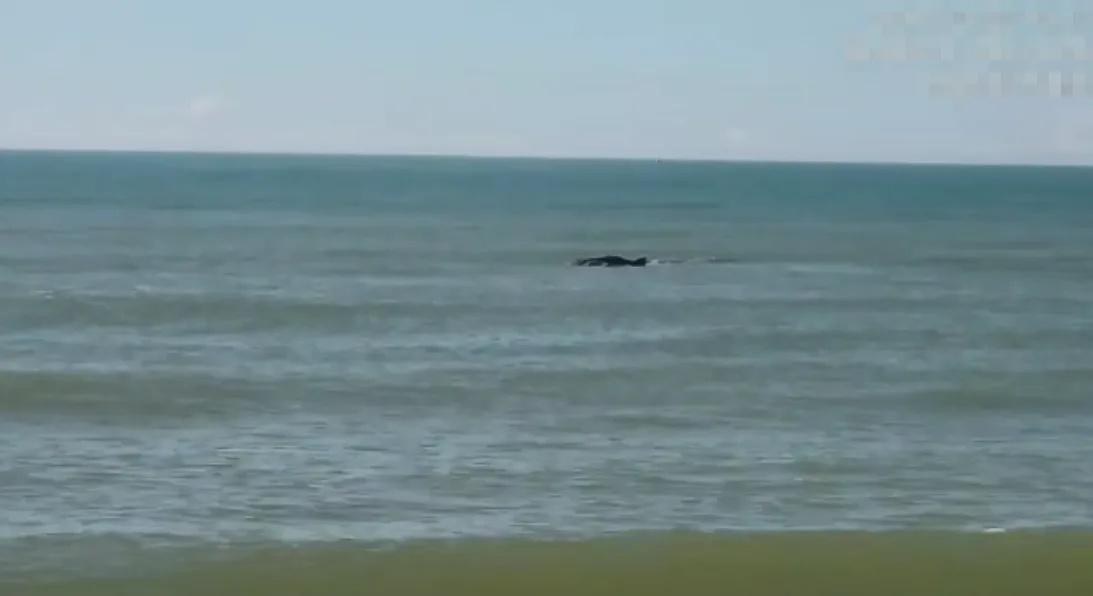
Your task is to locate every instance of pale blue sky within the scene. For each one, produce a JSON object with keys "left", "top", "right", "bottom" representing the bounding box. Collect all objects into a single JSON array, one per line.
[{"left": 3, "top": 0, "right": 1092, "bottom": 163}]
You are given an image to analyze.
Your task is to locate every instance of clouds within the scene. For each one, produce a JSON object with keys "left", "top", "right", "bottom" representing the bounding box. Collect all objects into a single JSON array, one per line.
[
  {"left": 725, "top": 127, "right": 750, "bottom": 146},
  {"left": 1037, "top": 107, "right": 1093, "bottom": 161},
  {"left": 187, "top": 94, "right": 226, "bottom": 120}
]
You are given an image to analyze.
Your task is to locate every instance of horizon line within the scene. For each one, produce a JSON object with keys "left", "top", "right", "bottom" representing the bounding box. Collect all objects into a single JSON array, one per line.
[{"left": 2, "top": 146, "right": 1092, "bottom": 169}]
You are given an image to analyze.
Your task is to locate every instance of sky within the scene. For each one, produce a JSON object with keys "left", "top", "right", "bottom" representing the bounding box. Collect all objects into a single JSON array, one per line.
[{"left": 2, "top": 0, "right": 1093, "bottom": 164}]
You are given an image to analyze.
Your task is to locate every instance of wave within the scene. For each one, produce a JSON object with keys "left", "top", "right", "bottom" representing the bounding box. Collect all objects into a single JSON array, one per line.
[
  {"left": 900, "top": 380, "right": 1093, "bottom": 414},
  {"left": 654, "top": 256, "right": 738, "bottom": 265},
  {"left": 570, "top": 256, "right": 739, "bottom": 267},
  {"left": 905, "top": 251, "right": 1093, "bottom": 274},
  {"left": 7, "top": 530, "right": 1093, "bottom": 595}
]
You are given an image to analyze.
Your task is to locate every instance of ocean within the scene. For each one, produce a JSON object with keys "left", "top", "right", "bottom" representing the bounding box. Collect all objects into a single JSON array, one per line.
[{"left": 1, "top": 150, "right": 1092, "bottom": 594}]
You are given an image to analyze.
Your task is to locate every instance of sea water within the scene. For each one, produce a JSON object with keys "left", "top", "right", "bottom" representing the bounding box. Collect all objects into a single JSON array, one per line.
[{"left": 1, "top": 150, "right": 1092, "bottom": 594}]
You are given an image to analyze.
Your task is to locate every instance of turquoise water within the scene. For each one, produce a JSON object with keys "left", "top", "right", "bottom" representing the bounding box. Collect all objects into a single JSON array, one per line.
[{"left": 1, "top": 150, "right": 1092, "bottom": 591}]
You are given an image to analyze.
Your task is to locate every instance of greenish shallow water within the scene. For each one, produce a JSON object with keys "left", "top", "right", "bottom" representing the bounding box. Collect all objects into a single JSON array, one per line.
[
  {"left": 1, "top": 151, "right": 1092, "bottom": 585},
  {"left": 10, "top": 532, "right": 1093, "bottom": 596}
]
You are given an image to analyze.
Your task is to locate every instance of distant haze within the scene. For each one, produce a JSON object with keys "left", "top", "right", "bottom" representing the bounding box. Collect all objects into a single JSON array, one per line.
[{"left": 3, "top": 0, "right": 1093, "bottom": 165}]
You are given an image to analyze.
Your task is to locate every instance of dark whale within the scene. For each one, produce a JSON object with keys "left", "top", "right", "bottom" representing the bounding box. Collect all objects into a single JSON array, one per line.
[{"left": 571, "top": 255, "right": 649, "bottom": 267}]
